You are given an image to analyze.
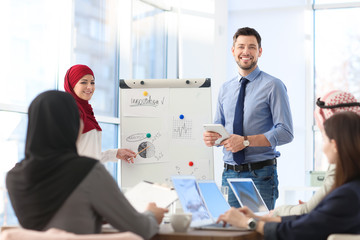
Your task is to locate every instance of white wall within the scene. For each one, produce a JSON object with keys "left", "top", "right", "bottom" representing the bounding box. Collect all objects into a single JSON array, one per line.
[
  {"left": 212, "top": 0, "right": 229, "bottom": 187},
  {"left": 177, "top": 0, "right": 229, "bottom": 185}
]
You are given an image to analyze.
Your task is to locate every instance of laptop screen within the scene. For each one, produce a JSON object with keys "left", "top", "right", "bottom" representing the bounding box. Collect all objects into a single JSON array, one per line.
[
  {"left": 197, "top": 181, "right": 230, "bottom": 219},
  {"left": 171, "top": 176, "right": 212, "bottom": 224},
  {"left": 227, "top": 178, "right": 269, "bottom": 213}
]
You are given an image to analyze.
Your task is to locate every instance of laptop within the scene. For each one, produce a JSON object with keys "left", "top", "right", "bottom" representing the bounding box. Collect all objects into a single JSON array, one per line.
[
  {"left": 171, "top": 175, "right": 248, "bottom": 231},
  {"left": 197, "top": 180, "right": 230, "bottom": 220},
  {"left": 227, "top": 178, "right": 269, "bottom": 216}
]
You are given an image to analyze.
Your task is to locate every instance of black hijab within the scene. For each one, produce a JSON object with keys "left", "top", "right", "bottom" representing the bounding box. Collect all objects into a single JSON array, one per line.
[{"left": 6, "top": 90, "right": 97, "bottom": 230}]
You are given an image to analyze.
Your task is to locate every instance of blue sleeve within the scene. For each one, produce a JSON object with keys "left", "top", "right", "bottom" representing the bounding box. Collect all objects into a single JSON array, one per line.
[
  {"left": 264, "top": 222, "right": 279, "bottom": 240},
  {"left": 263, "top": 79, "right": 293, "bottom": 147},
  {"left": 214, "top": 85, "right": 225, "bottom": 125},
  {"left": 263, "top": 216, "right": 298, "bottom": 240},
  {"left": 281, "top": 216, "right": 299, "bottom": 222}
]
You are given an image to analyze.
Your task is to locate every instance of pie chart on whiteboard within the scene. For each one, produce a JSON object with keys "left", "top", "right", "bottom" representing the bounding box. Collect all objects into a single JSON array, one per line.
[{"left": 138, "top": 141, "right": 155, "bottom": 158}]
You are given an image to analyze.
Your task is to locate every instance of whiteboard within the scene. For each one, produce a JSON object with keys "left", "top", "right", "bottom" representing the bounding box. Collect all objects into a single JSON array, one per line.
[{"left": 119, "top": 78, "right": 214, "bottom": 188}]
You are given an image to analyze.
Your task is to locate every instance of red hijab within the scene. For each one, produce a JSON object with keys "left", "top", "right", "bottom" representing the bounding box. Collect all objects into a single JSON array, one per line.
[{"left": 64, "top": 64, "right": 102, "bottom": 133}]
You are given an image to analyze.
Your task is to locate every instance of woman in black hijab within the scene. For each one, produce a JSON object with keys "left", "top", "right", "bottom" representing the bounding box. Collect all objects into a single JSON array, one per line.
[{"left": 6, "top": 91, "right": 166, "bottom": 239}]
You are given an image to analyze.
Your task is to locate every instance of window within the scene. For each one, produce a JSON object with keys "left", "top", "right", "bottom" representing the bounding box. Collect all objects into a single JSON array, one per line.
[
  {"left": 315, "top": 0, "right": 360, "bottom": 4},
  {"left": 72, "top": 0, "right": 120, "bottom": 178},
  {"left": 0, "top": 1, "right": 64, "bottom": 107},
  {"left": 0, "top": 0, "right": 178, "bottom": 227},
  {"left": 0, "top": 0, "right": 121, "bottom": 225},
  {"left": 0, "top": 112, "right": 27, "bottom": 226},
  {"left": 132, "top": 0, "right": 168, "bottom": 79},
  {"left": 313, "top": 3, "right": 360, "bottom": 170},
  {"left": 73, "top": 0, "right": 119, "bottom": 118},
  {"left": 100, "top": 123, "right": 119, "bottom": 177},
  {"left": 0, "top": 0, "right": 66, "bottom": 226}
]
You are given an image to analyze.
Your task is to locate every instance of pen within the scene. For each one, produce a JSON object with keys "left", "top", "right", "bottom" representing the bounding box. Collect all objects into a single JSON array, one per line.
[
  {"left": 135, "top": 146, "right": 150, "bottom": 157},
  {"left": 143, "top": 180, "right": 154, "bottom": 184},
  {"left": 127, "top": 146, "right": 150, "bottom": 162}
]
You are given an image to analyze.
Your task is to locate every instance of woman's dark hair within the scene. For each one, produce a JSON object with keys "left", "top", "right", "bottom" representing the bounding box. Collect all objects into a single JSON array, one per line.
[
  {"left": 323, "top": 111, "right": 360, "bottom": 188},
  {"left": 233, "top": 27, "right": 262, "bottom": 48}
]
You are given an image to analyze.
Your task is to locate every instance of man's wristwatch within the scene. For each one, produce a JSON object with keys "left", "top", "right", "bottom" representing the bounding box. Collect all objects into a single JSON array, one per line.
[
  {"left": 247, "top": 218, "right": 258, "bottom": 230},
  {"left": 243, "top": 136, "right": 250, "bottom": 147}
]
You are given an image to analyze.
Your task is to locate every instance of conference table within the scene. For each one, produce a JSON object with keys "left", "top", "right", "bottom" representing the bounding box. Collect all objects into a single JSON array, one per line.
[
  {"left": 150, "top": 223, "right": 263, "bottom": 240},
  {"left": 1, "top": 223, "right": 263, "bottom": 240}
]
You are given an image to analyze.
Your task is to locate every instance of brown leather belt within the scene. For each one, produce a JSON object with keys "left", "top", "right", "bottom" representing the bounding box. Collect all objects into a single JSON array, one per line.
[{"left": 224, "top": 158, "right": 277, "bottom": 172}]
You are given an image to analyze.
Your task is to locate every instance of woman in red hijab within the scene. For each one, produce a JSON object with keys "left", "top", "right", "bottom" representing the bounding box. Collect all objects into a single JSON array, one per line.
[{"left": 64, "top": 64, "right": 136, "bottom": 163}]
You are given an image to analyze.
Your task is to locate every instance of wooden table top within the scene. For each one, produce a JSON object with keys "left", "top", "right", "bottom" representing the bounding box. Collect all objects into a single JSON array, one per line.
[{"left": 151, "top": 223, "right": 263, "bottom": 240}]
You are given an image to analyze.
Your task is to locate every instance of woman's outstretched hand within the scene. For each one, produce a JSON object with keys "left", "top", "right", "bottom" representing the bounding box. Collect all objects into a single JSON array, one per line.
[{"left": 117, "top": 149, "right": 136, "bottom": 163}]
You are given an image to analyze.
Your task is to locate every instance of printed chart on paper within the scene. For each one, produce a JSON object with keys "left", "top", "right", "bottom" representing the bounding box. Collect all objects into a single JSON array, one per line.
[{"left": 172, "top": 118, "right": 192, "bottom": 139}]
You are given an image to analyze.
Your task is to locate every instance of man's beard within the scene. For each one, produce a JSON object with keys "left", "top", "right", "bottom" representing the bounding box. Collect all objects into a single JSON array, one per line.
[{"left": 236, "top": 59, "right": 257, "bottom": 71}]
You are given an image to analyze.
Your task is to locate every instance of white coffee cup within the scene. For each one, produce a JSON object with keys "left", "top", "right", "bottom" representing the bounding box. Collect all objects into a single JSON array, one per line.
[{"left": 170, "top": 213, "right": 192, "bottom": 232}]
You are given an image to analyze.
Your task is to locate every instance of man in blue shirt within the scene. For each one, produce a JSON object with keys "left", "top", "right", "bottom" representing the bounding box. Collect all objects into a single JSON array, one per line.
[{"left": 203, "top": 27, "right": 293, "bottom": 209}]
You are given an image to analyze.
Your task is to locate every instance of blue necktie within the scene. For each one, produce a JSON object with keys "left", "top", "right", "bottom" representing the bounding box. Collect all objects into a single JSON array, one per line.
[{"left": 233, "top": 77, "right": 249, "bottom": 165}]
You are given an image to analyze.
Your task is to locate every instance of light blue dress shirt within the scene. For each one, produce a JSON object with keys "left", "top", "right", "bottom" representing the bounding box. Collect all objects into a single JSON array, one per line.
[{"left": 214, "top": 66, "right": 293, "bottom": 165}]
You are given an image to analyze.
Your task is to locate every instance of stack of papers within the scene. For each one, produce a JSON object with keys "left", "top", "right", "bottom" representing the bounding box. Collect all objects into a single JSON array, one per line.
[{"left": 124, "top": 181, "right": 178, "bottom": 212}]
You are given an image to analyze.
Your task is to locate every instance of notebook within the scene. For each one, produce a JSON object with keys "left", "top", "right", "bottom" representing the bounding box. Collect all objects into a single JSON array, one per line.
[
  {"left": 171, "top": 176, "right": 248, "bottom": 231},
  {"left": 227, "top": 178, "right": 269, "bottom": 216},
  {"left": 124, "top": 181, "right": 178, "bottom": 212}
]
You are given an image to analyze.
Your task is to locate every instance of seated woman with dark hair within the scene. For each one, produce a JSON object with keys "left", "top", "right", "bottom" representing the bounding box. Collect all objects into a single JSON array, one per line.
[
  {"left": 217, "top": 111, "right": 360, "bottom": 240},
  {"left": 272, "top": 90, "right": 360, "bottom": 216},
  {"left": 5, "top": 90, "right": 168, "bottom": 240}
]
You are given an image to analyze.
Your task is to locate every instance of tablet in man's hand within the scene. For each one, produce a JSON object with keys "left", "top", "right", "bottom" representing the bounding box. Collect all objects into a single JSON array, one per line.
[{"left": 203, "top": 124, "right": 230, "bottom": 145}]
